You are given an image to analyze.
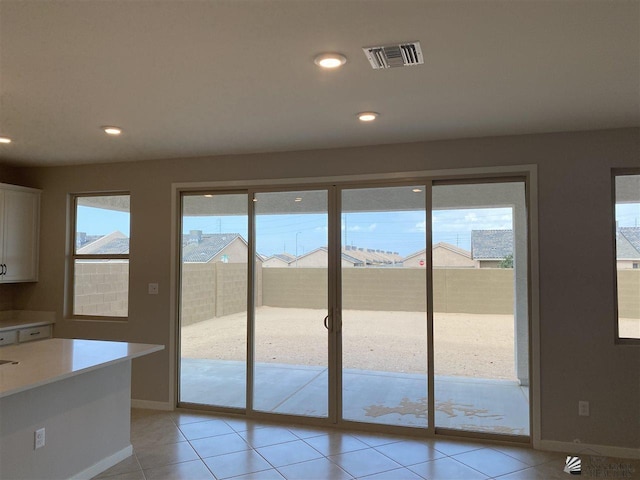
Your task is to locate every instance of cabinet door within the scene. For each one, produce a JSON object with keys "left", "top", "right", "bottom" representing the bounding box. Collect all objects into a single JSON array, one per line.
[{"left": 2, "top": 189, "right": 40, "bottom": 282}]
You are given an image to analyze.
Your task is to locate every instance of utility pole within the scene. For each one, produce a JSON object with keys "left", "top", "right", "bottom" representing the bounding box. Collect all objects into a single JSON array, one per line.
[{"left": 344, "top": 214, "right": 348, "bottom": 247}]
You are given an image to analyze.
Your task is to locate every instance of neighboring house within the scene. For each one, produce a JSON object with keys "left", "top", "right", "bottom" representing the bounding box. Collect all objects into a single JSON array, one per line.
[
  {"left": 342, "top": 245, "right": 403, "bottom": 267},
  {"left": 182, "top": 230, "right": 259, "bottom": 264},
  {"left": 264, "top": 245, "right": 401, "bottom": 268},
  {"left": 617, "top": 227, "right": 640, "bottom": 269},
  {"left": 294, "top": 247, "right": 364, "bottom": 268},
  {"left": 470, "top": 227, "right": 640, "bottom": 269},
  {"left": 76, "top": 230, "right": 130, "bottom": 254},
  {"left": 404, "top": 242, "right": 477, "bottom": 268},
  {"left": 471, "top": 230, "right": 514, "bottom": 268},
  {"left": 76, "top": 232, "right": 105, "bottom": 250},
  {"left": 263, "top": 253, "right": 296, "bottom": 268}
]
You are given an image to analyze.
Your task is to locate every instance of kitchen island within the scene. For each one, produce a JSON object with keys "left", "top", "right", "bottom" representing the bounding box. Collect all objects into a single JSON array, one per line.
[{"left": 0, "top": 338, "right": 163, "bottom": 479}]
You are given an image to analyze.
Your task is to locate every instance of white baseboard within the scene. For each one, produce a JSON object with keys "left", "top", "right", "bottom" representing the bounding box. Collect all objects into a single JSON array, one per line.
[
  {"left": 536, "top": 439, "right": 640, "bottom": 460},
  {"left": 131, "top": 399, "right": 173, "bottom": 411},
  {"left": 69, "top": 445, "right": 133, "bottom": 480}
]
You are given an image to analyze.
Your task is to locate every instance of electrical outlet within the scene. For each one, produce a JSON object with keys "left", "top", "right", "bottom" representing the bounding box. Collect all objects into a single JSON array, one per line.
[
  {"left": 34, "top": 428, "right": 45, "bottom": 449},
  {"left": 148, "top": 283, "right": 159, "bottom": 295},
  {"left": 578, "top": 400, "right": 590, "bottom": 416}
]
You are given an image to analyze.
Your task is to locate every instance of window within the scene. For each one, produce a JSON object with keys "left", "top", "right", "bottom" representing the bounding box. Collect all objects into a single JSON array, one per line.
[
  {"left": 614, "top": 172, "right": 640, "bottom": 341},
  {"left": 71, "top": 194, "right": 130, "bottom": 318}
]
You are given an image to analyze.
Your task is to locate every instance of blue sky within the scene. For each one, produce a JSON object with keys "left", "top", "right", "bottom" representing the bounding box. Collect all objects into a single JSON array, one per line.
[
  {"left": 182, "top": 208, "right": 513, "bottom": 257},
  {"left": 77, "top": 203, "right": 640, "bottom": 258}
]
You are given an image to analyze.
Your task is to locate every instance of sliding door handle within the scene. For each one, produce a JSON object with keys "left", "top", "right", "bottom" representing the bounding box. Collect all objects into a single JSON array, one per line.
[{"left": 323, "top": 315, "right": 330, "bottom": 331}]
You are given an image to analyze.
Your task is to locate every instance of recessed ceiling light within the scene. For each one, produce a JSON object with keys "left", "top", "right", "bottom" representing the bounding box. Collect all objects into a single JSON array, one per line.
[
  {"left": 314, "top": 53, "right": 347, "bottom": 69},
  {"left": 357, "top": 112, "right": 379, "bottom": 122},
  {"left": 204, "top": 194, "right": 213, "bottom": 198},
  {"left": 412, "top": 188, "right": 423, "bottom": 193},
  {"left": 0, "top": 136, "right": 11, "bottom": 144},
  {"left": 294, "top": 197, "right": 302, "bottom": 202},
  {"left": 102, "top": 126, "right": 122, "bottom": 136}
]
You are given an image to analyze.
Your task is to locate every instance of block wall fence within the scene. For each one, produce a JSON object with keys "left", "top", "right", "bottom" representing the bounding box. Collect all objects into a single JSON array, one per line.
[{"left": 74, "top": 263, "right": 640, "bottom": 323}]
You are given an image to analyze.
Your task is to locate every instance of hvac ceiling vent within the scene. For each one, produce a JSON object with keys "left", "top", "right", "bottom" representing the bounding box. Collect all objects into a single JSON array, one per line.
[{"left": 362, "top": 41, "right": 423, "bottom": 70}]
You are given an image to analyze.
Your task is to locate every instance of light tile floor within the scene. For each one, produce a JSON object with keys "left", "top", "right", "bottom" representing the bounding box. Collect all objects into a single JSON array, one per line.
[{"left": 93, "top": 409, "right": 638, "bottom": 480}]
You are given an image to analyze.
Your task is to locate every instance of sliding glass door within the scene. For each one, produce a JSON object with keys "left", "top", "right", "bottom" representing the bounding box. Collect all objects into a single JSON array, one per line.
[
  {"left": 179, "top": 192, "right": 249, "bottom": 409},
  {"left": 341, "top": 185, "right": 428, "bottom": 428},
  {"left": 432, "top": 181, "right": 529, "bottom": 436},
  {"left": 253, "top": 190, "right": 330, "bottom": 418},
  {"left": 177, "top": 177, "right": 530, "bottom": 440}
]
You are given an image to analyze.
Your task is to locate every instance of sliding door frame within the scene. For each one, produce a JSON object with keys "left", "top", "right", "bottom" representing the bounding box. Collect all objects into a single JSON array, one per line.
[{"left": 170, "top": 165, "right": 539, "bottom": 445}]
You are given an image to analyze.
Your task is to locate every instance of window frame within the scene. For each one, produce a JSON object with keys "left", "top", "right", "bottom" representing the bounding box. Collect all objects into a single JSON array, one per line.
[
  {"left": 68, "top": 192, "right": 131, "bottom": 321},
  {"left": 612, "top": 168, "right": 640, "bottom": 344}
]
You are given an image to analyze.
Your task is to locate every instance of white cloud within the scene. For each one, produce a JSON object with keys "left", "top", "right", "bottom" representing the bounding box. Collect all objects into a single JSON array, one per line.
[{"left": 347, "top": 223, "right": 377, "bottom": 232}]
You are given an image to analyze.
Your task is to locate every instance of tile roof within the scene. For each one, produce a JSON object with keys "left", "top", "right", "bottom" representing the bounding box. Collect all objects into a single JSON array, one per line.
[
  {"left": 273, "top": 253, "right": 296, "bottom": 262},
  {"left": 342, "top": 245, "right": 403, "bottom": 265},
  {"left": 76, "top": 231, "right": 129, "bottom": 254},
  {"left": 182, "top": 233, "right": 243, "bottom": 262},
  {"left": 618, "top": 227, "right": 640, "bottom": 259},
  {"left": 471, "top": 230, "right": 513, "bottom": 260},
  {"left": 340, "top": 252, "right": 365, "bottom": 265}
]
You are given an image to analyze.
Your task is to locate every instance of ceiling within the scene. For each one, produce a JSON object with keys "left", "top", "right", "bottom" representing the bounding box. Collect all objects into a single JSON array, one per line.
[{"left": 0, "top": 1, "right": 638, "bottom": 167}]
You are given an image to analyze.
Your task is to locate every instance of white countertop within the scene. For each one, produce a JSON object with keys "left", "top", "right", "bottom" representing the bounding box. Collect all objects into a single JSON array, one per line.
[{"left": 0, "top": 338, "right": 164, "bottom": 398}]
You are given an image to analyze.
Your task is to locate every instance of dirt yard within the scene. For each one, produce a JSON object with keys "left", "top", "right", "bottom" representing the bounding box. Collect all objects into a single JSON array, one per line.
[{"left": 181, "top": 306, "right": 521, "bottom": 379}]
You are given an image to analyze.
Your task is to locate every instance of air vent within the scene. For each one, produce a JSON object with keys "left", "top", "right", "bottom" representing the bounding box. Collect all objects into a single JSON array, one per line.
[{"left": 362, "top": 41, "right": 423, "bottom": 70}]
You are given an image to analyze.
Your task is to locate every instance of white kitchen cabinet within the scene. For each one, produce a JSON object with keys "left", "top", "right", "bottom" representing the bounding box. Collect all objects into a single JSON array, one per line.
[{"left": 0, "top": 183, "right": 41, "bottom": 283}]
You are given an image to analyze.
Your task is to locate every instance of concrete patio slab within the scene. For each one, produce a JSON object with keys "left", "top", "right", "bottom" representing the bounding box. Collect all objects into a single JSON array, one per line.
[{"left": 180, "top": 359, "right": 529, "bottom": 435}]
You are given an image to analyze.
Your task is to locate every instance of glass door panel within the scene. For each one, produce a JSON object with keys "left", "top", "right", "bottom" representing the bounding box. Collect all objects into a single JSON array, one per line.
[
  {"left": 432, "top": 182, "right": 529, "bottom": 436},
  {"left": 341, "top": 185, "right": 428, "bottom": 428},
  {"left": 253, "top": 190, "right": 329, "bottom": 418},
  {"left": 179, "top": 193, "right": 248, "bottom": 408}
]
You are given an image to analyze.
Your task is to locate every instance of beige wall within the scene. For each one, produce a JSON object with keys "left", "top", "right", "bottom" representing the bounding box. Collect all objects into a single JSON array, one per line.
[
  {"left": 74, "top": 261, "right": 129, "bottom": 316},
  {"left": 262, "top": 268, "right": 327, "bottom": 309},
  {"left": 405, "top": 247, "right": 478, "bottom": 268},
  {"left": 263, "top": 257, "right": 289, "bottom": 268},
  {"left": 294, "top": 250, "right": 327, "bottom": 268},
  {"left": 0, "top": 163, "right": 27, "bottom": 186},
  {"left": 180, "top": 263, "right": 217, "bottom": 326},
  {"left": 261, "top": 268, "right": 513, "bottom": 314},
  {"left": 478, "top": 260, "right": 501, "bottom": 268},
  {"left": 77, "top": 265, "right": 640, "bottom": 322},
  {"left": 181, "top": 262, "right": 262, "bottom": 326},
  {"left": 617, "top": 260, "right": 640, "bottom": 269},
  {"left": 617, "top": 270, "right": 640, "bottom": 318},
  {"left": 435, "top": 247, "right": 476, "bottom": 268},
  {"left": 294, "top": 250, "right": 357, "bottom": 268},
  {"left": 7, "top": 128, "right": 640, "bottom": 450},
  {"left": 343, "top": 268, "right": 427, "bottom": 311},
  {"left": 0, "top": 284, "right": 17, "bottom": 311},
  {"left": 215, "top": 262, "right": 256, "bottom": 317},
  {"left": 433, "top": 269, "right": 514, "bottom": 314},
  {"left": 210, "top": 238, "right": 248, "bottom": 264},
  {"left": 0, "top": 362, "right": 131, "bottom": 479}
]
